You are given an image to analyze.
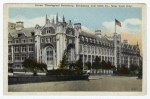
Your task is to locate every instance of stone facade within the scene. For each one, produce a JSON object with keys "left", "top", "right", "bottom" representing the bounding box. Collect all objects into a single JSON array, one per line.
[{"left": 8, "top": 14, "right": 141, "bottom": 70}]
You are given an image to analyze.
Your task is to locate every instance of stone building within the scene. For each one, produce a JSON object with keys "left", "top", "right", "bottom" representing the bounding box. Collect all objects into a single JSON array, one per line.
[{"left": 8, "top": 14, "right": 141, "bottom": 70}]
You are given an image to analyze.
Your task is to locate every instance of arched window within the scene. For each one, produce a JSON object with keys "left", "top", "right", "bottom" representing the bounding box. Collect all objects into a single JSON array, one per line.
[{"left": 46, "top": 47, "right": 53, "bottom": 64}]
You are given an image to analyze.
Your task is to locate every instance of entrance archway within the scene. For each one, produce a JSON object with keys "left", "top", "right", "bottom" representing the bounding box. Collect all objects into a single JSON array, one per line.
[{"left": 46, "top": 47, "right": 54, "bottom": 65}]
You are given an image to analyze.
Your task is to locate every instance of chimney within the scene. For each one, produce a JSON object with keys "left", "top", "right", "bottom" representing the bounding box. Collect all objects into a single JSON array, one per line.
[
  {"left": 16, "top": 21, "right": 24, "bottom": 30},
  {"left": 95, "top": 30, "right": 101, "bottom": 38},
  {"left": 123, "top": 40, "right": 129, "bottom": 45}
]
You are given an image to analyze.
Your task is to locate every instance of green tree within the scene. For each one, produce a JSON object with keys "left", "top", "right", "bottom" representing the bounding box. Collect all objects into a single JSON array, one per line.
[
  {"left": 22, "top": 59, "right": 47, "bottom": 76},
  {"left": 130, "top": 64, "right": 139, "bottom": 74},
  {"left": 74, "top": 58, "right": 83, "bottom": 70},
  {"left": 86, "top": 62, "right": 92, "bottom": 70},
  {"left": 92, "top": 56, "right": 101, "bottom": 73},
  {"left": 119, "top": 66, "right": 130, "bottom": 75},
  {"left": 59, "top": 51, "right": 68, "bottom": 69}
]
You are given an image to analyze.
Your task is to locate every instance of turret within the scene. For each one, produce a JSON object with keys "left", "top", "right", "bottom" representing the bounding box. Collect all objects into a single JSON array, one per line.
[
  {"left": 56, "top": 13, "right": 58, "bottom": 24},
  {"left": 123, "top": 40, "right": 129, "bottom": 45},
  {"left": 95, "top": 30, "right": 101, "bottom": 38},
  {"left": 63, "top": 15, "right": 65, "bottom": 22},
  {"left": 46, "top": 14, "right": 47, "bottom": 24},
  {"left": 52, "top": 16, "right": 54, "bottom": 23}
]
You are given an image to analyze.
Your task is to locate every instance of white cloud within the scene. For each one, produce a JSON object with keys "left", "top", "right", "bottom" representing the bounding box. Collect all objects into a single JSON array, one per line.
[
  {"left": 81, "top": 26, "right": 95, "bottom": 34},
  {"left": 102, "top": 18, "right": 142, "bottom": 34},
  {"left": 9, "top": 15, "right": 62, "bottom": 27}
]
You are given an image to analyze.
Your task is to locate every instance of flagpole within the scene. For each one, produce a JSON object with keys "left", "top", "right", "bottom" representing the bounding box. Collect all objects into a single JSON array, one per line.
[{"left": 115, "top": 19, "right": 116, "bottom": 33}]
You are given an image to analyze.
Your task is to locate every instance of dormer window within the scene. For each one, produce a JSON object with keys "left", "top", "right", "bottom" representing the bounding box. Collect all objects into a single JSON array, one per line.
[
  {"left": 93, "top": 39, "right": 95, "bottom": 43},
  {"left": 82, "top": 37, "right": 84, "bottom": 41},
  {"left": 46, "top": 29, "right": 51, "bottom": 34},
  {"left": 28, "top": 38, "right": 33, "bottom": 43},
  {"left": 21, "top": 39, "right": 26, "bottom": 44},
  {"left": 18, "top": 34, "right": 22, "bottom": 37},
  {"left": 15, "top": 39, "right": 19, "bottom": 44},
  {"left": 31, "top": 32, "right": 35, "bottom": 36},
  {"left": 85, "top": 38, "right": 88, "bottom": 42}
]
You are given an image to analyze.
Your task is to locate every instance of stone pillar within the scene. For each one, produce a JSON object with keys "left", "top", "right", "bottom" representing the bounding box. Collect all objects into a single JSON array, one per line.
[{"left": 128, "top": 56, "right": 130, "bottom": 68}]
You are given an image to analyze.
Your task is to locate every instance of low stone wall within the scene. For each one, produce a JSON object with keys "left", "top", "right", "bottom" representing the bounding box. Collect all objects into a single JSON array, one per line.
[{"left": 8, "top": 75, "right": 89, "bottom": 84}]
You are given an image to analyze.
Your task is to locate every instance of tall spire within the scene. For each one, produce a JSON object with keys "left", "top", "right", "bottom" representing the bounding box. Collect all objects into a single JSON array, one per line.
[
  {"left": 46, "top": 14, "right": 47, "bottom": 24},
  {"left": 63, "top": 15, "right": 65, "bottom": 22},
  {"left": 56, "top": 13, "right": 58, "bottom": 23},
  {"left": 52, "top": 16, "right": 54, "bottom": 23}
]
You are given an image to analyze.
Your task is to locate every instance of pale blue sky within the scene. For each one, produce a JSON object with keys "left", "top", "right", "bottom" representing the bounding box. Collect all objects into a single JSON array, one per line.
[{"left": 9, "top": 7, "right": 142, "bottom": 33}]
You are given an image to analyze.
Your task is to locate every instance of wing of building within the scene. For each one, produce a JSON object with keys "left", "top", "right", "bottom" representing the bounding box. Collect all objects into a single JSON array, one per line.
[{"left": 8, "top": 14, "right": 141, "bottom": 70}]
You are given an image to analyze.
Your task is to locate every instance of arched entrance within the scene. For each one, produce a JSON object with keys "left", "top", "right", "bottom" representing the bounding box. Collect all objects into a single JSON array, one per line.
[
  {"left": 67, "top": 44, "right": 75, "bottom": 69},
  {"left": 46, "top": 47, "right": 54, "bottom": 66},
  {"left": 42, "top": 45, "right": 55, "bottom": 70}
]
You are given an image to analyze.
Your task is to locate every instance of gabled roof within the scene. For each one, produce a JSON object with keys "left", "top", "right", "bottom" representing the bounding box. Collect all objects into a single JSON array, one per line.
[{"left": 9, "top": 27, "right": 35, "bottom": 38}]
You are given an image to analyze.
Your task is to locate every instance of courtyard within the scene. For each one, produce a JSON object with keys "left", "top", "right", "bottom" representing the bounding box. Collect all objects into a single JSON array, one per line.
[{"left": 8, "top": 75, "right": 142, "bottom": 92}]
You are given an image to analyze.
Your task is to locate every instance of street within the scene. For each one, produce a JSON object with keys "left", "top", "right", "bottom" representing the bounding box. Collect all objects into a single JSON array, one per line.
[{"left": 8, "top": 75, "right": 142, "bottom": 92}]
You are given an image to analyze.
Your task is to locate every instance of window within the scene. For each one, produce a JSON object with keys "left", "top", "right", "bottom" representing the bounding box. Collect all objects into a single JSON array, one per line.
[
  {"left": 15, "top": 64, "right": 20, "bottom": 69},
  {"left": 29, "top": 45, "right": 34, "bottom": 52},
  {"left": 80, "top": 45, "right": 82, "bottom": 53},
  {"left": 82, "top": 37, "right": 84, "bottom": 41},
  {"left": 46, "top": 29, "right": 51, "bottom": 34},
  {"left": 117, "top": 41, "right": 120, "bottom": 44},
  {"left": 99, "top": 47, "right": 101, "bottom": 54},
  {"left": 8, "top": 41, "right": 12, "bottom": 44},
  {"left": 107, "top": 49, "right": 109, "bottom": 55},
  {"left": 18, "top": 34, "right": 22, "bottom": 37},
  {"left": 92, "top": 47, "right": 94, "bottom": 53},
  {"left": 47, "top": 47, "right": 53, "bottom": 62},
  {"left": 53, "top": 37, "right": 56, "bottom": 42},
  {"left": 22, "top": 46, "right": 26, "bottom": 52},
  {"left": 28, "top": 38, "right": 33, "bottom": 43},
  {"left": 50, "top": 38, "right": 52, "bottom": 42},
  {"left": 15, "top": 39, "right": 19, "bottom": 44},
  {"left": 93, "top": 39, "right": 95, "bottom": 43},
  {"left": 29, "top": 54, "right": 33, "bottom": 59},
  {"left": 21, "top": 39, "right": 26, "bottom": 44},
  {"left": 84, "top": 45, "right": 87, "bottom": 53},
  {"left": 45, "top": 38, "right": 49, "bottom": 43},
  {"left": 31, "top": 32, "right": 35, "bottom": 36},
  {"left": 41, "top": 38, "right": 44, "bottom": 43},
  {"left": 8, "top": 55, "right": 12, "bottom": 61},
  {"left": 15, "top": 54, "right": 19, "bottom": 61},
  {"left": 14, "top": 46, "right": 19, "bottom": 52},
  {"left": 69, "top": 39, "right": 72, "bottom": 43},
  {"left": 8, "top": 46, "right": 11, "bottom": 53},
  {"left": 88, "top": 46, "right": 90, "bottom": 53},
  {"left": 22, "top": 54, "right": 27, "bottom": 61}
]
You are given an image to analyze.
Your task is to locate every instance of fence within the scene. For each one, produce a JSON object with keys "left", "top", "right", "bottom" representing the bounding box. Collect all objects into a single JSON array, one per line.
[{"left": 8, "top": 75, "right": 89, "bottom": 84}]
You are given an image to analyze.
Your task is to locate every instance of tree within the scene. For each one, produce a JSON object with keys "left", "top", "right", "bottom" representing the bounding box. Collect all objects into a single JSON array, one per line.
[
  {"left": 86, "top": 62, "right": 92, "bottom": 70},
  {"left": 92, "top": 56, "right": 101, "bottom": 73},
  {"left": 74, "top": 58, "right": 83, "bottom": 70},
  {"left": 119, "top": 66, "right": 130, "bottom": 75},
  {"left": 59, "top": 51, "right": 68, "bottom": 69},
  {"left": 130, "top": 64, "right": 139, "bottom": 74},
  {"left": 101, "top": 60, "right": 106, "bottom": 69},
  {"left": 22, "top": 59, "right": 47, "bottom": 76}
]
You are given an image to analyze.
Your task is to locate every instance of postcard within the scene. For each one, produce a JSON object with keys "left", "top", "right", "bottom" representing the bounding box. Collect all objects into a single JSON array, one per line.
[{"left": 3, "top": 3, "right": 146, "bottom": 95}]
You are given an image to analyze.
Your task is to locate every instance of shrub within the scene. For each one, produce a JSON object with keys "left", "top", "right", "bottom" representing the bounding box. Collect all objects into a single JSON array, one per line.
[
  {"left": 22, "top": 59, "right": 47, "bottom": 76},
  {"left": 118, "top": 66, "right": 130, "bottom": 75},
  {"left": 46, "top": 69, "right": 83, "bottom": 76}
]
